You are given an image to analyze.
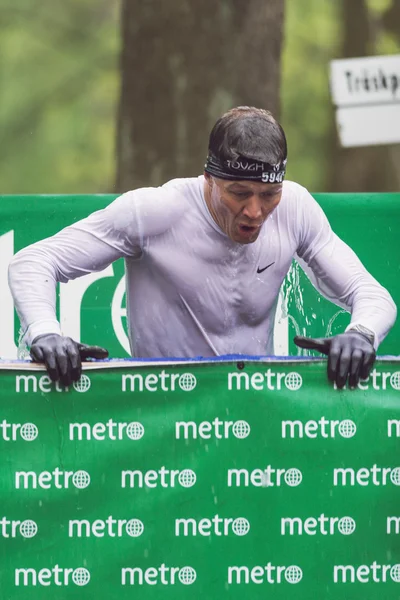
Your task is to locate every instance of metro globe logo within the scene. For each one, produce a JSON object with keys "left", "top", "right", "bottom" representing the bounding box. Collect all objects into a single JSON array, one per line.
[
  {"left": 122, "top": 371, "right": 197, "bottom": 393},
  {"left": 121, "top": 467, "right": 197, "bottom": 489},
  {"left": 178, "top": 567, "right": 196, "bottom": 585},
  {"left": 282, "top": 417, "right": 357, "bottom": 439},
  {"left": 227, "top": 563, "right": 303, "bottom": 585},
  {"left": 178, "top": 469, "right": 197, "bottom": 487},
  {"left": 179, "top": 373, "right": 197, "bottom": 392},
  {"left": 14, "top": 374, "right": 92, "bottom": 394},
  {"left": 175, "top": 418, "right": 251, "bottom": 440},
  {"left": 281, "top": 514, "right": 356, "bottom": 536},
  {"left": 69, "top": 420, "right": 145, "bottom": 441},
  {"left": 333, "top": 465, "right": 400, "bottom": 486},
  {"left": 232, "top": 421, "right": 250, "bottom": 438},
  {"left": 20, "top": 423, "right": 39, "bottom": 441},
  {"left": 227, "top": 466, "right": 303, "bottom": 488},
  {"left": 15, "top": 468, "right": 91, "bottom": 490},
  {"left": 338, "top": 420, "right": 357, "bottom": 438},
  {"left": 390, "top": 467, "right": 400, "bottom": 485},
  {"left": 73, "top": 375, "right": 91, "bottom": 393},
  {"left": 121, "top": 564, "right": 197, "bottom": 586},
  {"left": 391, "top": 565, "right": 400, "bottom": 582},
  {"left": 390, "top": 372, "right": 400, "bottom": 390},
  {"left": 333, "top": 561, "right": 400, "bottom": 583},
  {"left": 15, "top": 566, "right": 91, "bottom": 587},
  {"left": 285, "top": 566, "right": 303, "bottom": 584},
  {"left": 338, "top": 517, "right": 356, "bottom": 535},
  {"left": 68, "top": 516, "right": 145, "bottom": 538},
  {"left": 72, "top": 471, "right": 91, "bottom": 489},
  {"left": 284, "top": 373, "right": 303, "bottom": 391},
  {"left": 175, "top": 515, "right": 250, "bottom": 537},
  {"left": 125, "top": 519, "right": 144, "bottom": 537},
  {"left": 0, "top": 518, "right": 40, "bottom": 538},
  {"left": 334, "top": 369, "right": 400, "bottom": 391},
  {"left": 72, "top": 568, "right": 90, "bottom": 586},
  {"left": 19, "top": 520, "right": 38, "bottom": 538},
  {"left": 0, "top": 421, "right": 39, "bottom": 442},
  {"left": 232, "top": 518, "right": 250, "bottom": 536},
  {"left": 126, "top": 422, "right": 144, "bottom": 440},
  {"left": 284, "top": 468, "right": 302, "bottom": 486},
  {"left": 228, "top": 370, "right": 303, "bottom": 392}
]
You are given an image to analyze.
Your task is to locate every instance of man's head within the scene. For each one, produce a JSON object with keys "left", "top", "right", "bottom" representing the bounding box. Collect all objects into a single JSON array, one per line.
[{"left": 204, "top": 106, "right": 287, "bottom": 244}]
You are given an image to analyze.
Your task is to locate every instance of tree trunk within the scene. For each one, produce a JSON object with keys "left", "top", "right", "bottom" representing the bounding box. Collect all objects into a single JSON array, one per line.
[
  {"left": 327, "top": 0, "right": 398, "bottom": 192},
  {"left": 115, "top": 0, "right": 285, "bottom": 191}
]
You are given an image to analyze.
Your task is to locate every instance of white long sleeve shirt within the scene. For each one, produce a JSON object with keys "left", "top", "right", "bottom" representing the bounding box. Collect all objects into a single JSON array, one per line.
[{"left": 8, "top": 177, "right": 397, "bottom": 357}]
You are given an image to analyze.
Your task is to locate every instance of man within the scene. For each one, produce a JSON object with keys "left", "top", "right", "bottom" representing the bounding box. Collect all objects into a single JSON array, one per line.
[{"left": 8, "top": 107, "right": 396, "bottom": 388}]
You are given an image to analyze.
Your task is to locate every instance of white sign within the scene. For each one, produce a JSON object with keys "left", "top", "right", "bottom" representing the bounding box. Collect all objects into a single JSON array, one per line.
[{"left": 330, "top": 54, "right": 400, "bottom": 147}]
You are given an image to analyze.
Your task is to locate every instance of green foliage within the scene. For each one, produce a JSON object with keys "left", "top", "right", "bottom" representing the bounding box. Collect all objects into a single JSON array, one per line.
[
  {"left": 0, "top": 0, "right": 399, "bottom": 194},
  {"left": 367, "top": 0, "right": 392, "bottom": 14},
  {"left": 0, "top": 0, "right": 120, "bottom": 193},
  {"left": 281, "top": 0, "right": 341, "bottom": 191}
]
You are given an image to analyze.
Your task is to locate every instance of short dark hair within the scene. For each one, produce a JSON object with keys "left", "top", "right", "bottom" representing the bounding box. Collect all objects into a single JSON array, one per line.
[{"left": 208, "top": 106, "right": 287, "bottom": 165}]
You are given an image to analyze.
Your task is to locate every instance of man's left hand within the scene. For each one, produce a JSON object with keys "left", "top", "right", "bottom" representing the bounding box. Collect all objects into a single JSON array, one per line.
[{"left": 293, "top": 332, "right": 376, "bottom": 388}]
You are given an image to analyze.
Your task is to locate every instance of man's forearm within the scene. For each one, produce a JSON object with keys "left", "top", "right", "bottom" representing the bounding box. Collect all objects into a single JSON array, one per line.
[
  {"left": 8, "top": 249, "right": 61, "bottom": 346},
  {"left": 345, "top": 280, "right": 397, "bottom": 349}
]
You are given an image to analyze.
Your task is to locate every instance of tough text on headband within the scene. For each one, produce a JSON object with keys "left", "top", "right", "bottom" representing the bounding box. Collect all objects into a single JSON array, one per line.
[{"left": 204, "top": 154, "right": 287, "bottom": 183}]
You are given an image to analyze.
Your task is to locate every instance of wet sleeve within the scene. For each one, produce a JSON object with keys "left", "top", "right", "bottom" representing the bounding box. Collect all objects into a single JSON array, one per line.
[
  {"left": 8, "top": 186, "right": 185, "bottom": 345},
  {"left": 295, "top": 188, "right": 397, "bottom": 349}
]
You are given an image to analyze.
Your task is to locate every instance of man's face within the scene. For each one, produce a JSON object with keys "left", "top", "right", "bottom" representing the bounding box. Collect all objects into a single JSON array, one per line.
[{"left": 205, "top": 176, "right": 283, "bottom": 244}]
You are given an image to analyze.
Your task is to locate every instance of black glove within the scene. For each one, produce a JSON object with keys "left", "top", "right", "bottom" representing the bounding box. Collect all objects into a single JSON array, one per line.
[
  {"left": 294, "top": 331, "right": 376, "bottom": 389},
  {"left": 30, "top": 333, "right": 109, "bottom": 387}
]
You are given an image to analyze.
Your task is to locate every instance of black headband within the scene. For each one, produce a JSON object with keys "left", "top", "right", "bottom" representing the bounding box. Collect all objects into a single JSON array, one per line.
[{"left": 204, "top": 154, "right": 287, "bottom": 183}]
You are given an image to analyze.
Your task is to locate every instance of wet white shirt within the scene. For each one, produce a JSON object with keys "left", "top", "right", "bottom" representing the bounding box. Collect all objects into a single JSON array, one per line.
[{"left": 8, "top": 176, "right": 397, "bottom": 357}]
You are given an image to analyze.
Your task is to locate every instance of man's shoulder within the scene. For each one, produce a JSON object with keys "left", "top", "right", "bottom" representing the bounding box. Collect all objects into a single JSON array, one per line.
[
  {"left": 118, "top": 176, "right": 201, "bottom": 213},
  {"left": 119, "top": 176, "right": 199, "bottom": 203},
  {"left": 162, "top": 175, "right": 203, "bottom": 195},
  {"left": 106, "top": 177, "right": 201, "bottom": 238},
  {"left": 281, "top": 179, "right": 308, "bottom": 200},
  {"left": 280, "top": 180, "right": 320, "bottom": 214}
]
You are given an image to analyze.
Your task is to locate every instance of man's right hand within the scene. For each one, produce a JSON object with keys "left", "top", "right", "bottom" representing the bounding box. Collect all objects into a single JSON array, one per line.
[{"left": 30, "top": 334, "right": 109, "bottom": 387}]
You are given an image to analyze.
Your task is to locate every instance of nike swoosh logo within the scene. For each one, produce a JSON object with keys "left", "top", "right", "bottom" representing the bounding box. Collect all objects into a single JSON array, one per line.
[{"left": 257, "top": 262, "right": 275, "bottom": 274}]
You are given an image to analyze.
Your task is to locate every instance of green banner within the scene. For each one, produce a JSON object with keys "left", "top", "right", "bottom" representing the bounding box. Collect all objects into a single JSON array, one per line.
[
  {"left": 1, "top": 193, "right": 399, "bottom": 359},
  {"left": 1, "top": 358, "right": 400, "bottom": 599}
]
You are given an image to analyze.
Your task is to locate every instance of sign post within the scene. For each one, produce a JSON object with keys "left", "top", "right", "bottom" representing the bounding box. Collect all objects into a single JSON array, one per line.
[{"left": 330, "top": 54, "right": 400, "bottom": 147}]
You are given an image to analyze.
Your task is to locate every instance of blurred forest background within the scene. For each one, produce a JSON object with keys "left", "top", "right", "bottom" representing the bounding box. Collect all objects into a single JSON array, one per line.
[{"left": 1, "top": 0, "right": 399, "bottom": 195}]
